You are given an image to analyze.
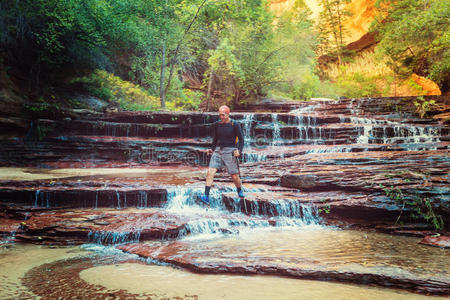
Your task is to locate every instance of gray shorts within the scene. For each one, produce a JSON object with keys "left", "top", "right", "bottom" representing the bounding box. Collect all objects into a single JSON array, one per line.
[{"left": 209, "top": 147, "right": 239, "bottom": 175}]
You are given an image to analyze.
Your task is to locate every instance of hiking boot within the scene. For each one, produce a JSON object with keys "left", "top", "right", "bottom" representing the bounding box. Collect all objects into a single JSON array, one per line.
[
  {"left": 237, "top": 189, "right": 245, "bottom": 198},
  {"left": 199, "top": 195, "right": 210, "bottom": 205}
]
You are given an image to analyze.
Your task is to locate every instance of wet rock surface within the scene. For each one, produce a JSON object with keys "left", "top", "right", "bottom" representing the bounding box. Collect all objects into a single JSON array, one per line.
[
  {"left": 22, "top": 255, "right": 162, "bottom": 300},
  {"left": 117, "top": 229, "right": 450, "bottom": 295},
  {"left": 420, "top": 235, "right": 450, "bottom": 249},
  {"left": 1, "top": 206, "right": 263, "bottom": 245},
  {"left": 0, "top": 97, "right": 449, "bottom": 295}
]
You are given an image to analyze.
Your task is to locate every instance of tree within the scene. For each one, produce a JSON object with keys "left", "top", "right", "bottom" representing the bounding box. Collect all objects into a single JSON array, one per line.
[
  {"left": 317, "top": 0, "right": 352, "bottom": 65},
  {"left": 159, "top": 0, "right": 208, "bottom": 109},
  {"left": 201, "top": 0, "right": 317, "bottom": 105},
  {"left": 372, "top": 0, "right": 450, "bottom": 92}
]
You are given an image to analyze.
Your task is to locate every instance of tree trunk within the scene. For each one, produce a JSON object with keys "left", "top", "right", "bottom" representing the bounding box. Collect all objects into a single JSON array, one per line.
[
  {"left": 337, "top": 0, "right": 344, "bottom": 66},
  {"left": 233, "top": 79, "right": 240, "bottom": 107},
  {"left": 324, "top": 0, "right": 342, "bottom": 66},
  {"left": 205, "top": 69, "right": 214, "bottom": 111},
  {"left": 163, "top": 0, "right": 208, "bottom": 99},
  {"left": 160, "top": 43, "right": 166, "bottom": 109}
]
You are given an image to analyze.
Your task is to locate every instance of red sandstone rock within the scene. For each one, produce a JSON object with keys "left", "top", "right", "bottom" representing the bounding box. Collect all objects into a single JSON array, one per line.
[
  {"left": 420, "top": 235, "right": 450, "bottom": 249},
  {"left": 117, "top": 241, "right": 450, "bottom": 296},
  {"left": 411, "top": 74, "right": 441, "bottom": 96}
]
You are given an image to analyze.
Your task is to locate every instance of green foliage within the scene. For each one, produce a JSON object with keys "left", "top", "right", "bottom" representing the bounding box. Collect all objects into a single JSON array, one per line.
[
  {"left": 317, "top": 0, "right": 352, "bottom": 64},
  {"left": 202, "top": 0, "right": 277, "bottom": 103},
  {"left": 407, "top": 79, "right": 424, "bottom": 93},
  {"left": 0, "top": 0, "right": 184, "bottom": 90},
  {"left": 167, "top": 89, "right": 204, "bottom": 111},
  {"left": 380, "top": 184, "right": 404, "bottom": 202},
  {"left": 24, "top": 97, "right": 51, "bottom": 112},
  {"left": 318, "top": 199, "right": 331, "bottom": 214},
  {"left": 36, "top": 123, "right": 55, "bottom": 141},
  {"left": 202, "top": 0, "right": 318, "bottom": 104},
  {"left": 1, "top": 0, "right": 321, "bottom": 108},
  {"left": 380, "top": 183, "right": 444, "bottom": 230},
  {"left": 372, "top": 0, "right": 450, "bottom": 91},
  {"left": 413, "top": 96, "right": 437, "bottom": 118},
  {"left": 72, "top": 69, "right": 203, "bottom": 111},
  {"left": 2, "top": 0, "right": 111, "bottom": 81},
  {"left": 319, "top": 204, "right": 331, "bottom": 214},
  {"left": 336, "top": 71, "right": 381, "bottom": 98},
  {"left": 72, "top": 70, "right": 160, "bottom": 111}
]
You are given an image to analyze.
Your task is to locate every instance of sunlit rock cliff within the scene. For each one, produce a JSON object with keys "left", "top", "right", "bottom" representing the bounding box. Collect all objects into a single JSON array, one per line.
[{"left": 269, "top": 0, "right": 376, "bottom": 43}]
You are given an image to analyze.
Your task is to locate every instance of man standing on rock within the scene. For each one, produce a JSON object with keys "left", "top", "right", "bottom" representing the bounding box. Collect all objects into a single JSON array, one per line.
[{"left": 200, "top": 105, "right": 245, "bottom": 205}]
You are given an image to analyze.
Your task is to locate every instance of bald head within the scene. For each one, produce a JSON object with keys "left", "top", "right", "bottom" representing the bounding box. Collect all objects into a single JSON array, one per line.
[
  {"left": 218, "top": 105, "right": 231, "bottom": 123},
  {"left": 219, "top": 105, "right": 230, "bottom": 114}
]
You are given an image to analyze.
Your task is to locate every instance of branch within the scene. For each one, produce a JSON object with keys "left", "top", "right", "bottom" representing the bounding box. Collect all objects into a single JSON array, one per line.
[
  {"left": 164, "top": 0, "right": 208, "bottom": 96},
  {"left": 254, "top": 43, "right": 294, "bottom": 74}
]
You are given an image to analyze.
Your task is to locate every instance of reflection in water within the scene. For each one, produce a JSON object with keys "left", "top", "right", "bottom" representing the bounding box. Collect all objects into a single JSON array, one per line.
[
  {"left": 0, "top": 243, "right": 85, "bottom": 299},
  {"left": 143, "top": 228, "right": 449, "bottom": 283},
  {"left": 0, "top": 233, "right": 448, "bottom": 299},
  {"left": 80, "top": 263, "right": 445, "bottom": 300}
]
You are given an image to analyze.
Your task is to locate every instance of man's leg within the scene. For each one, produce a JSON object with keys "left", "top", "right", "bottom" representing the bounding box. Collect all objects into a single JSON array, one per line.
[
  {"left": 222, "top": 148, "right": 244, "bottom": 198},
  {"left": 231, "top": 173, "right": 241, "bottom": 188},
  {"left": 206, "top": 167, "right": 217, "bottom": 188},
  {"left": 201, "top": 167, "right": 217, "bottom": 204},
  {"left": 231, "top": 173, "right": 244, "bottom": 197}
]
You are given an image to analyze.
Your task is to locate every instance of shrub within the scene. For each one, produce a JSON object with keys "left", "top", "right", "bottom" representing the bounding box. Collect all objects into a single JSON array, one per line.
[
  {"left": 72, "top": 70, "right": 160, "bottom": 111},
  {"left": 336, "top": 72, "right": 381, "bottom": 98}
]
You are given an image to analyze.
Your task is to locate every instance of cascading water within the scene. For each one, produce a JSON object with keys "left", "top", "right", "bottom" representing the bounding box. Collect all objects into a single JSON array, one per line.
[
  {"left": 351, "top": 116, "right": 441, "bottom": 147},
  {"left": 88, "top": 230, "right": 141, "bottom": 245},
  {"left": 271, "top": 114, "right": 281, "bottom": 146},
  {"left": 116, "top": 191, "right": 121, "bottom": 209},
  {"left": 242, "top": 114, "right": 254, "bottom": 148},
  {"left": 34, "top": 190, "right": 40, "bottom": 207},
  {"left": 162, "top": 185, "right": 323, "bottom": 240},
  {"left": 238, "top": 113, "right": 270, "bottom": 163},
  {"left": 137, "top": 191, "right": 149, "bottom": 209}
]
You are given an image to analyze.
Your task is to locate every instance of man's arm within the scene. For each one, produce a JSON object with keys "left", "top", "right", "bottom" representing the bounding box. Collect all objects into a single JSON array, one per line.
[
  {"left": 235, "top": 122, "right": 244, "bottom": 153},
  {"left": 209, "top": 122, "right": 218, "bottom": 153}
]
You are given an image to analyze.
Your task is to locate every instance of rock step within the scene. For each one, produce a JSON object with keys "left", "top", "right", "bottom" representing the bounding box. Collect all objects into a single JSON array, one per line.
[
  {"left": 117, "top": 234, "right": 450, "bottom": 296},
  {"left": 2, "top": 182, "right": 445, "bottom": 226},
  {"left": 39, "top": 110, "right": 447, "bottom": 128},
  {"left": 1, "top": 135, "right": 447, "bottom": 167},
  {"left": 1, "top": 206, "right": 281, "bottom": 245},
  {"left": 0, "top": 187, "right": 167, "bottom": 209},
  {"left": 0, "top": 137, "right": 209, "bottom": 166},
  {"left": 35, "top": 118, "right": 446, "bottom": 142},
  {"left": 0, "top": 208, "right": 216, "bottom": 244},
  {"left": 221, "top": 190, "right": 449, "bottom": 227}
]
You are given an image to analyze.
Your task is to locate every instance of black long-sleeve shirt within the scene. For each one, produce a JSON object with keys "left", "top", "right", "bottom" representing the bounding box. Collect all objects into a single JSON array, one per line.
[{"left": 211, "top": 120, "right": 244, "bottom": 153}]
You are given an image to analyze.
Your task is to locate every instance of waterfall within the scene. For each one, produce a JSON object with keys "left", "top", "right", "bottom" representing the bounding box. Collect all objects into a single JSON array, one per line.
[
  {"left": 289, "top": 105, "right": 315, "bottom": 114},
  {"left": 239, "top": 113, "right": 270, "bottom": 163},
  {"left": 32, "top": 190, "right": 51, "bottom": 208},
  {"left": 138, "top": 191, "right": 148, "bottom": 209},
  {"left": 116, "top": 191, "right": 121, "bottom": 209},
  {"left": 243, "top": 152, "right": 268, "bottom": 163},
  {"left": 242, "top": 114, "right": 254, "bottom": 148},
  {"left": 34, "top": 190, "right": 40, "bottom": 207},
  {"left": 306, "top": 145, "right": 351, "bottom": 154},
  {"left": 88, "top": 230, "right": 141, "bottom": 245},
  {"left": 351, "top": 116, "right": 441, "bottom": 146},
  {"left": 271, "top": 114, "right": 281, "bottom": 146},
  {"left": 165, "top": 186, "right": 233, "bottom": 212},
  {"left": 229, "top": 197, "right": 322, "bottom": 227},
  {"left": 163, "top": 186, "right": 324, "bottom": 239}
]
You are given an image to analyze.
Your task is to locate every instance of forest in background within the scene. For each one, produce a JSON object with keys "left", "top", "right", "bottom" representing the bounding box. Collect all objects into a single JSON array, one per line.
[{"left": 0, "top": 0, "right": 448, "bottom": 112}]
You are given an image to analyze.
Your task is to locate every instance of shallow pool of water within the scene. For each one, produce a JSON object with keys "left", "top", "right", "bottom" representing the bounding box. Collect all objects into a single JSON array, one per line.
[
  {"left": 81, "top": 263, "right": 445, "bottom": 300},
  {"left": 1, "top": 242, "right": 446, "bottom": 299},
  {"left": 0, "top": 243, "right": 86, "bottom": 299},
  {"left": 150, "top": 227, "right": 449, "bottom": 283}
]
